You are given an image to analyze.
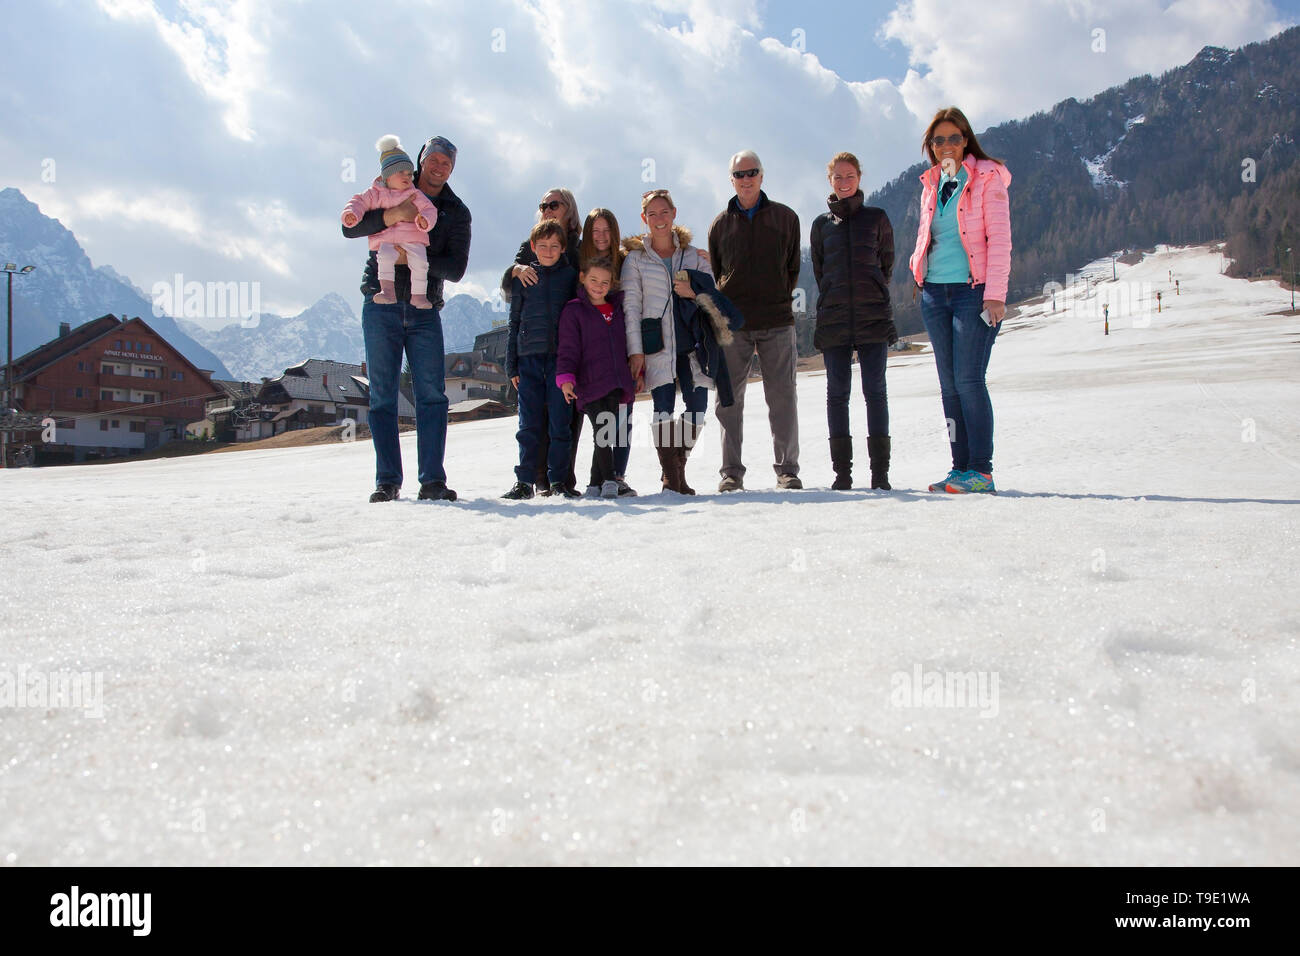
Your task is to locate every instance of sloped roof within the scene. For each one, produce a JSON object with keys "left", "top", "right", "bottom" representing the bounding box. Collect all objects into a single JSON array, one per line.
[
  {"left": 260, "top": 358, "right": 415, "bottom": 418},
  {"left": 11, "top": 314, "right": 216, "bottom": 388},
  {"left": 211, "top": 379, "right": 259, "bottom": 401},
  {"left": 10, "top": 315, "right": 122, "bottom": 380},
  {"left": 449, "top": 398, "right": 508, "bottom": 414},
  {"left": 262, "top": 358, "right": 369, "bottom": 403}
]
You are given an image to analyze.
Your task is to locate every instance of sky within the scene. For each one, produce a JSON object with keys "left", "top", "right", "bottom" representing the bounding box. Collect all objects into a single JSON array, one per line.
[{"left": 1, "top": 0, "right": 1296, "bottom": 326}]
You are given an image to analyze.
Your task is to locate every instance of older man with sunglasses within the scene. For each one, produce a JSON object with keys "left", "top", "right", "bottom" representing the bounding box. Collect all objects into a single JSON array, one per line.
[{"left": 707, "top": 150, "right": 803, "bottom": 491}]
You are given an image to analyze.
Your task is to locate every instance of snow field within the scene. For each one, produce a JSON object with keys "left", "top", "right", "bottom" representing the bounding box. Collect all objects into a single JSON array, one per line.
[{"left": 1, "top": 245, "right": 1296, "bottom": 864}]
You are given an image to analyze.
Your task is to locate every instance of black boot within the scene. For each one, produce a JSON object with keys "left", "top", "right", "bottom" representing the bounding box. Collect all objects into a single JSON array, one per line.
[
  {"left": 867, "top": 435, "right": 891, "bottom": 490},
  {"left": 418, "top": 481, "right": 458, "bottom": 501},
  {"left": 501, "top": 481, "right": 534, "bottom": 500},
  {"left": 829, "top": 436, "right": 853, "bottom": 490},
  {"left": 369, "top": 483, "right": 400, "bottom": 502}
]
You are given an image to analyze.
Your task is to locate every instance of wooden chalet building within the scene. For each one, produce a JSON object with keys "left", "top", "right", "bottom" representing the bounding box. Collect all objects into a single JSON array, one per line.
[
  {"left": 249, "top": 358, "right": 415, "bottom": 439},
  {"left": 6, "top": 314, "right": 216, "bottom": 464}
]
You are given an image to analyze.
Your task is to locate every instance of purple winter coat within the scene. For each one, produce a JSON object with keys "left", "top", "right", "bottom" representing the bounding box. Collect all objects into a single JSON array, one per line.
[{"left": 555, "top": 288, "right": 636, "bottom": 411}]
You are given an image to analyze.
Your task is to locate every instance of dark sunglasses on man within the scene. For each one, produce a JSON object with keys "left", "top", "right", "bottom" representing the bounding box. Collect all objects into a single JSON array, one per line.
[
  {"left": 731, "top": 168, "right": 761, "bottom": 179},
  {"left": 930, "top": 134, "right": 966, "bottom": 147},
  {"left": 538, "top": 199, "right": 566, "bottom": 212}
]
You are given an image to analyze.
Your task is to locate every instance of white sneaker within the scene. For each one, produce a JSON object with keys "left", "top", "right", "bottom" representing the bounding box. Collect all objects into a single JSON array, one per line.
[
  {"left": 583, "top": 484, "right": 601, "bottom": 498},
  {"left": 600, "top": 480, "right": 620, "bottom": 499}
]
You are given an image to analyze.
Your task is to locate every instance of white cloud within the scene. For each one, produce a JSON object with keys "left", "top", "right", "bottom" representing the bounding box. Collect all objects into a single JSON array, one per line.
[
  {"left": 98, "top": 0, "right": 269, "bottom": 141},
  {"left": 3, "top": 0, "right": 1292, "bottom": 321},
  {"left": 882, "top": 0, "right": 1290, "bottom": 126}
]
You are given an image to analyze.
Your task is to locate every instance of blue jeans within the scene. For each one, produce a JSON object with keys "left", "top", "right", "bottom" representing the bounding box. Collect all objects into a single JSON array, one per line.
[
  {"left": 515, "top": 354, "right": 571, "bottom": 484},
  {"left": 920, "top": 282, "right": 999, "bottom": 473},
  {"left": 650, "top": 352, "right": 708, "bottom": 426},
  {"left": 362, "top": 298, "right": 448, "bottom": 486},
  {"left": 823, "top": 343, "right": 888, "bottom": 440}
]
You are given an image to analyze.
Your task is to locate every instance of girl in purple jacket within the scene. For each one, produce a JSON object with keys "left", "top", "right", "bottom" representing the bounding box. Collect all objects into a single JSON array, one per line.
[{"left": 556, "top": 258, "right": 639, "bottom": 499}]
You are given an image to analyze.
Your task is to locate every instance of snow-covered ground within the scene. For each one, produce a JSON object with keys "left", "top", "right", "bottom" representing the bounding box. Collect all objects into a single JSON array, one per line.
[{"left": 2, "top": 245, "right": 1297, "bottom": 865}]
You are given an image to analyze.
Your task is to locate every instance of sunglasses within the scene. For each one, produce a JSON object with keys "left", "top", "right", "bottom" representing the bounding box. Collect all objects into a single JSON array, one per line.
[
  {"left": 538, "top": 200, "right": 566, "bottom": 212},
  {"left": 731, "top": 168, "right": 761, "bottom": 179},
  {"left": 929, "top": 134, "right": 966, "bottom": 148},
  {"left": 642, "top": 188, "right": 672, "bottom": 200}
]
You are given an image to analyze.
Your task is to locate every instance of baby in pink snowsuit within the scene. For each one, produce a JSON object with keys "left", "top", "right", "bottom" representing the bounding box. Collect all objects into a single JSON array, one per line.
[{"left": 342, "top": 135, "right": 438, "bottom": 309}]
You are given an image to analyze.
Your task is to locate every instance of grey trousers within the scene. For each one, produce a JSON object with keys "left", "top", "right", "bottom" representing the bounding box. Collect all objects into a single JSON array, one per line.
[{"left": 715, "top": 325, "right": 801, "bottom": 479}]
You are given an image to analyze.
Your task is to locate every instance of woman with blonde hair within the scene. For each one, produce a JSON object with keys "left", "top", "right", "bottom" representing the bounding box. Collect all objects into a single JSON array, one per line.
[
  {"left": 621, "top": 188, "right": 713, "bottom": 494},
  {"left": 908, "top": 107, "right": 1012, "bottom": 495}
]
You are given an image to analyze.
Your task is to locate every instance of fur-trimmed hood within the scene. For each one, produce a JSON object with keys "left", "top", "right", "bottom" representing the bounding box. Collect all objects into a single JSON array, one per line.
[{"left": 622, "top": 224, "right": 694, "bottom": 253}]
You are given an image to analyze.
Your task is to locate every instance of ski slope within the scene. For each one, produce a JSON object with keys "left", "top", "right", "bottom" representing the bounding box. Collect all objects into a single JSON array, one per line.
[{"left": 2, "top": 244, "right": 1297, "bottom": 865}]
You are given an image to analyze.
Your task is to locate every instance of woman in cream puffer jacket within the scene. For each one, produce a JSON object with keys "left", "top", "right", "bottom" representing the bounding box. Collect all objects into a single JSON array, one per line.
[{"left": 620, "top": 190, "right": 714, "bottom": 493}]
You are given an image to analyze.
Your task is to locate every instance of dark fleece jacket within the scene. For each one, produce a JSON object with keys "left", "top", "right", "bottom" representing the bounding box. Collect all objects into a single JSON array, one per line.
[{"left": 707, "top": 191, "right": 800, "bottom": 331}]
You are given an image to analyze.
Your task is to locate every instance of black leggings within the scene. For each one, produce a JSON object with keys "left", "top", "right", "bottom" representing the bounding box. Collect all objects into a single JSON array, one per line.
[{"left": 583, "top": 390, "right": 629, "bottom": 485}]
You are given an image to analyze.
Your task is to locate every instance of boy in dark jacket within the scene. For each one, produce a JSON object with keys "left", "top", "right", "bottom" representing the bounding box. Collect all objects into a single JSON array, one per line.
[{"left": 503, "top": 220, "right": 579, "bottom": 499}]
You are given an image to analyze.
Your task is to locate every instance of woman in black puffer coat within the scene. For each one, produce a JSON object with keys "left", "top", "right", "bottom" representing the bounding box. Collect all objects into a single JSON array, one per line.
[{"left": 810, "top": 151, "right": 897, "bottom": 490}]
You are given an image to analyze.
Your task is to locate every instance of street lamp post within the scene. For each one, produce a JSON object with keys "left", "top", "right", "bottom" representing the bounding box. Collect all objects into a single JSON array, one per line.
[
  {"left": 1289, "top": 248, "right": 1295, "bottom": 311},
  {"left": 3, "top": 263, "right": 37, "bottom": 469}
]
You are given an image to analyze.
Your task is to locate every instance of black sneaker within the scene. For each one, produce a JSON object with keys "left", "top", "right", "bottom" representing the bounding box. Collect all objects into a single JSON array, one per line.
[
  {"left": 369, "top": 483, "right": 400, "bottom": 502},
  {"left": 549, "top": 482, "right": 581, "bottom": 499},
  {"left": 417, "top": 481, "right": 458, "bottom": 501},
  {"left": 501, "top": 481, "right": 534, "bottom": 500}
]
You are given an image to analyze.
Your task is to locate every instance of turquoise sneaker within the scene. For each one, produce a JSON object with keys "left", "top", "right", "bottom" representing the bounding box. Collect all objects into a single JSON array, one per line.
[
  {"left": 945, "top": 470, "right": 997, "bottom": 494},
  {"left": 928, "top": 469, "right": 964, "bottom": 493}
]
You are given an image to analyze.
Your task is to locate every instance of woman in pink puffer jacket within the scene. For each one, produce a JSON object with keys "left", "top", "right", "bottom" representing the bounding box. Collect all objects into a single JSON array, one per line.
[{"left": 909, "top": 107, "right": 1012, "bottom": 495}]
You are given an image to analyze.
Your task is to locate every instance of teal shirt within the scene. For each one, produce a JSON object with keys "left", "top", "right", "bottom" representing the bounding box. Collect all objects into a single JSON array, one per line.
[{"left": 924, "top": 166, "right": 971, "bottom": 283}]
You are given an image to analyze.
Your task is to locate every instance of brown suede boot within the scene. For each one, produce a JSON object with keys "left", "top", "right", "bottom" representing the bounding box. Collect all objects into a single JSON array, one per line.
[
  {"left": 373, "top": 279, "right": 397, "bottom": 305},
  {"left": 677, "top": 417, "right": 703, "bottom": 496},
  {"left": 653, "top": 418, "right": 684, "bottom": 493}
]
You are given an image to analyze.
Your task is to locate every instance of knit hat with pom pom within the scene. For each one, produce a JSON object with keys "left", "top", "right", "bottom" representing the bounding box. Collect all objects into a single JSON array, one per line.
[{"left": 376, "top": 134, "right": 414, "bottom": 182}]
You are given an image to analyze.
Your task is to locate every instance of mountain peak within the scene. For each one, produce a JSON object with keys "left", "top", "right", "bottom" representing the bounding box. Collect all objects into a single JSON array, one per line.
[{"left": 0, "top": 188, "right": 233, "bottom": 377}]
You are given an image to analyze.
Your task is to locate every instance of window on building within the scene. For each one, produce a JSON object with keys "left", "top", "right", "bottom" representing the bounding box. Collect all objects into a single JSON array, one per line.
[
  {"left": 173, "top": 371, "right": 184, "bottom": 381},
  {"left": 101, "top": 364, "right": 112, "bottom": 375},
  {"left": 144, "top": 343, "right": 152, "bottom": 352},
  {"left": 100, "top": 390, "right": 111, "bottom": 400},
  {"left": 99, "top": 419, "right": 108, "bottom": 432},
  {"left": 114, "top": 340, "right": 122, "bottom": 350},
  {"left": 144, "top": 369, "right": 156, "bottom": 378},
  {"left": 129, "top": 421, "right": 145, "bottom": 433},
  {"left": 73, "top": 387, "right": 84, "bottom": 398},
  {"left": 111, "top": 420, "right": 120, "bottom": 428}
]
